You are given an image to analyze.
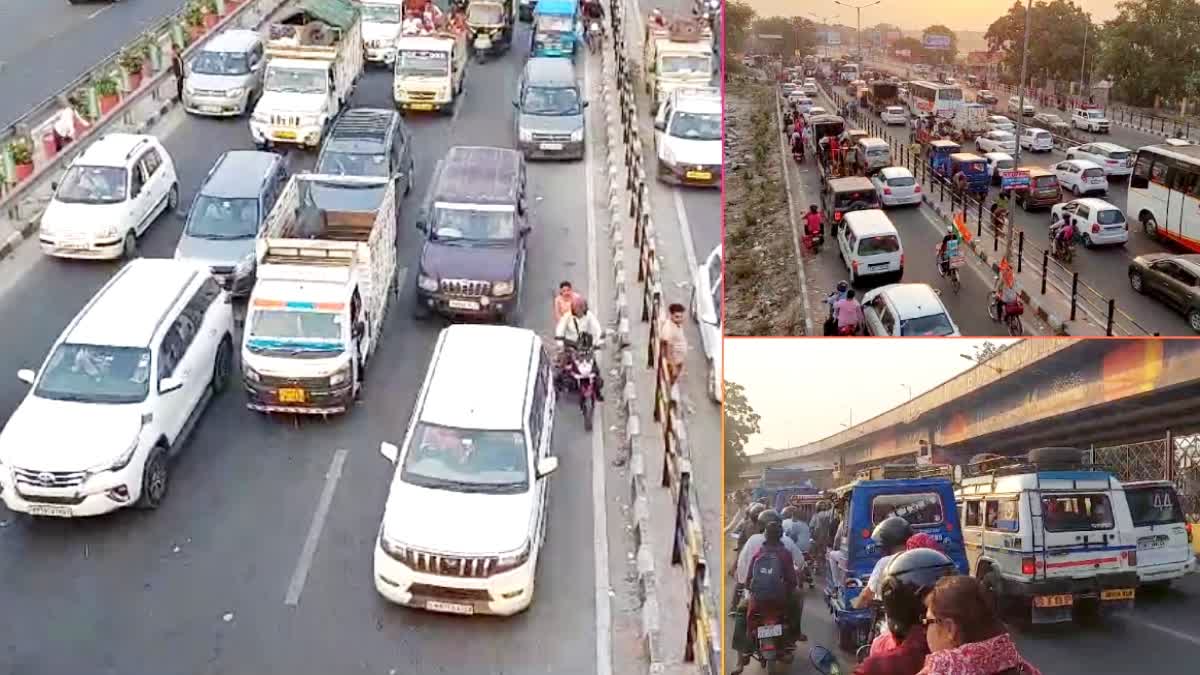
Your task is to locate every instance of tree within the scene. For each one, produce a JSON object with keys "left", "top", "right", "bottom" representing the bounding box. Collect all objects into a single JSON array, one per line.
[
  {"left": 752, "top": 16, "right": 818, "bottom": 59},
  {"left": 724, "top": 0, "right": 756, "bottom": 54},
  {"left": 985, "top": 0, "right": 1095, "bottom": 87},
  {"left": 724, "top": 381, "right": 761, "bottom": 480},
  {"left": 921, "top": 24, "right": 958, "bottom": 64},
  {"left": 968, "top": 341, "right": 1010, "bottom": 363},
  {"left": 1096, "top": 0, "right": 1200, "bottom": 107},
  {"left": 893, "top": 36, "right": 927, "bottom": 62}
]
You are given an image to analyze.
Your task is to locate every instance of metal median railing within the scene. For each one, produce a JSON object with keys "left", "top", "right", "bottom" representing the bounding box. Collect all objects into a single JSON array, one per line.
[
  {"left": 813, "top": 83, "right": 1152, "bottom": 336},
  {"left": 608, "top": 2, "right": 718, "bottom": 672}
]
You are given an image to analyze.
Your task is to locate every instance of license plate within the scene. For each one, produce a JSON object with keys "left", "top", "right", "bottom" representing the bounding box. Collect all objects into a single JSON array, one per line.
[
  {"left": 27, "top": 503, "right": 73, "bottom": 517},
  {"left": 409, "top": 103, "right": 434, "bottom": 111},
  {"left": 1033, "top": 594, "right": 1073, "bottom": 608},
  {"left": 448, "top": 299, "right": 480, "bottom": 310},
  {"left": 201, "top": 105, "right": 222, "bottom": 113},
  {"left": 1139, "top": 537, "right": 1166, "bottom": 549},
  {"left": 1102, "top": 588, "right": 1135, "bottom": 601},
  {"left": 427, "top": 600, "right": 474, "bottom": 615},
  {"left": 757, "top": 624, "right": 784, "bottom": 638},
  {"left": 278, "top": 387, "right": 306, "bottom": 403},
  {"left": 274, "top": 130, "right": 297, "bottom": 140},
  {"left": 59, "top": 240, "right": 90, "bottom": 250},
  {"left": 686, "top": 170, "right": 713, "bottom": 180},
  {"left": 540, "top": 142, "right": 563, "bottom": 150}
]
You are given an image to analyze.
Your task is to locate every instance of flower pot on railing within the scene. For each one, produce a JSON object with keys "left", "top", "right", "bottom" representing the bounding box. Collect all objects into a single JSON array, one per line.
[
  {"left": 95, "top": 76, "right": 121, "bottom": 115},
  {"left": 9, "top": 139, "right": 34, "bottom": 182},
  {"left": 202, "top": 12, "right": 219, "bottom": 28},
  {"left": 121, "top": 43, "right": 150, "bottom": 91},
  {"left": 200, "top": 0, "right": 220, "bottom": 27}
]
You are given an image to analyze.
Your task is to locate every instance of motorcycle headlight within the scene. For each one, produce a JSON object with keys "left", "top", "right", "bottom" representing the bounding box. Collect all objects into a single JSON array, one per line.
[
  {"left": 493, "top": 540, "right": 532, "bottom": 573},
  {"left": 417, "top": 274, "right": 439, "bottom": 292},
  {"left": 492, "top": 281, "right": 514, "bottom": 296},
  {"left": 570, "top": 128, "right": 584, "bottom": 142},
  {"left": 226, "top": 87, "right": 246, "bottom": 99},
  {"left": 519, "top": 129, "right": 534, "bottom": 142},
  {"left": 328, "top": 363, "right": 351, "bottom": 386}
]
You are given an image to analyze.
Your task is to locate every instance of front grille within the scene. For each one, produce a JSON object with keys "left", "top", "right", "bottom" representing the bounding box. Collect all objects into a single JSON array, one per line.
[
  {"left": 440, "top": 279, "right": 491, "bottom": 296},
  {"left": 15, "top": 491, "right": 86, "bottom": 505},
  {"left": 192, "top": 89, "right": 227, "bottom": 97},
  {"left": 409, "top": 91, "right": 435, "bottom": 101},
  {"left": 211, "top": 265, "right": 235, "bottom": 276},
  {"left": 532, "top": 133, "right": 571, "bottom": 143},
  {"left": 398, "top": 548, "right": 500, "bottom": 578},
  {"left": 409, "top": 583, "right": 491, "bottom": 602},
  {"left": 256, "top": 374, "right": 329, "bottom": 388},
  {"left": 271, "top": 115, "right": 300, "bottom": 127},
  {"left": 13, "top": 468, "right": 86, "bottom": 488}
]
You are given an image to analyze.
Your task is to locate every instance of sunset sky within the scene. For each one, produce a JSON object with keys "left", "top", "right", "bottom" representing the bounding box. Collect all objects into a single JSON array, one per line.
[{"left": 743, "top": 0, "right": 1121, "bottom": 32}]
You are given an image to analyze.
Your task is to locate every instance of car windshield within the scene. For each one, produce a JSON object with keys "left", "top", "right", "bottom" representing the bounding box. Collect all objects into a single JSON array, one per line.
[
  {"left": 857, "top": 234, "right": 899, "bottom": 256},
  {"left": 867, "top": 147, "right": 889, "bottom": 157},
  {"left": 901, "top": 312, "right": 956, "bottom": 336},
  {"left": 1087, "top": 111, "right": 1104, "bottom": 118},
  {"left": 1125, "top": 487, "right": 1184, "bottom": 526},
  {"left": 992, "top": 132, "right": 1013, "bottom": 141},
  {"left": 246, "top": 309, "right": 344, "bottom": 355},
  {"left": 871, "top": 493, "right": 945, "bottom": 527},
  {"left": 995, "top": 159, "right": 1014, "bottom": 171},
  {"left": 34, "top": 344, "right": 151, "bottom": 404},
  {"left": 264, "top": 66, "right": 326, "bottom": 94},
  {"left": 1042, "top": 493, "right": 1114, "bottom": 531},
  {"left": 833, "top": 190, "right": 878, "bottom": 208},
  {"left": 1035, "top": 132, "right": 1051, "bottom": 140},
  {"left": 1096, "top": 208, "right": 1125, "bottom": 225},
  {"left": 467, "top": 3, "right": 504, "bottom": 23},
  {"left": 1107, "top": 150, "right": 1130, "bottom": 160},
  {"left": 432, "top": 207, "right": 515, "bottom": 242},
  {"left": 661, "top": 54, "right": 711, "bottom": 75},
  {"left": 402, "top": 423, "right": 529, "bottom": 493},
  {"left": 535, "top": 15, "right": 573, "bottom": 32},
  {"left": 886, "top": 107, "right": 902, "bottom": 114},
  {"left": 668, "top": 111, "right": 721, "bottom": 141},
  {"left": 185, "top": 196, "right": 259, "bottom": 238},
  {"left": 1083, "top": 168, "right": 1105, "bottom": 179},
  {"left": 361, "top": 3, "right": 402, "bottom": 22},
  {"left": 398, "top": 50, "right": 449, "bottom": 77},
  {"left": 55, "top": 165, "right": 127, "bottom": 204},
  {"left": 191, "top": 50, "right": 250, "bottom": 76},
  {"left": 1034, "top": 176, "right": 1057, "bottom": 188},
  {"left": 523, "top": 86, "right": 581, "bottom": 115},
  {"left": 888, "top": 176, "right": 915, "bottom": 187},
  {"left": 1041, "top": 115, "right": 1063, "bottom": 124},
  {"left": 317, "top": 150, "right": 390, "bottom": 177}
]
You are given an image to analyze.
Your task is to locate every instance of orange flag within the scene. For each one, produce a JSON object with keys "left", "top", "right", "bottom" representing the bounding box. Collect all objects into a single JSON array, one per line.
[{"left": 954, "top": 211, "right": 972, "bottom": 243}]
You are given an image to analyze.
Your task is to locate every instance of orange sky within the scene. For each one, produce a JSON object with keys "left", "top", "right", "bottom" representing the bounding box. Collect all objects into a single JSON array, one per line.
[{"left": 743, "top": 0, "right": 1120, "bottom": 32}]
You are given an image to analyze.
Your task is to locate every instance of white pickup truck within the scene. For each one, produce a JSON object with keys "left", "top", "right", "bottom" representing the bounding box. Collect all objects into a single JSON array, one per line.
[
  {"left": 241, "top": 173, "right": 398, "bottom": 415},
  {"left": 250, "top": 0, "right": 365, "bottom": 149},
  {"left": 393, "top": 27, "right": 468, "bottom": 115},
  {"left": 643, "top": 17, "right": 714, "bottom": 111}
]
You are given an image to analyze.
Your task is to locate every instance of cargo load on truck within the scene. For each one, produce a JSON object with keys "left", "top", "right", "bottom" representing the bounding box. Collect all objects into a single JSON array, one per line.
[
  {"left": 241, "top": 174, "right": 399, "bottom": 415},
  {"left": 643, "top": 16, "right": 714, "bottom": 110},
  {"left": 392, "top": 8, "right": 469, "bottom": 114},
  {"left": 250, "top": 0, "right": 365, "bottom": 149},
  {"left": 867, "top": 81, "right": 899, "bottom": 113}
]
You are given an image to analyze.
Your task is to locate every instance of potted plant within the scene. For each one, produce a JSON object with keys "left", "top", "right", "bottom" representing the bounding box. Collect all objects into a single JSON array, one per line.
[
  {"left": 95, "top": 75, "right": 121, "bottom": 115},
  {"left": 120, "top": 41, "right": 150, "bottom": 90},
  {"left": 68, "top": 90, "right": 92, "bottom": 124},
  {"left": 9, "top": 138, "right": 34, "bottom": 182},
  {"left": 201, "top": 0, "right": 220, "bottom": 28},
  {"left": 184, "top": 2, "right": 206, "bottom": 41}
]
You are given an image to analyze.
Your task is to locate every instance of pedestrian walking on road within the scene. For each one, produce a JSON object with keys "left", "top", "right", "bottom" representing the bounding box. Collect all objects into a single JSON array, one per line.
[
  {"left": 658, "top": 302, "right": 688, "bottom": 386},
  {"left": 171, "top": 49, "right": 186, "bottom": 103}
]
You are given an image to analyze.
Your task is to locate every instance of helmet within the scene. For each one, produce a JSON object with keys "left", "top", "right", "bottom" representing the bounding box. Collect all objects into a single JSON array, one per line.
[
  {"left": 836, "top": 280, "right": 849, "bottom": 293},
  {"left": 759, "top": 509, "right": 784, "bottom": 541},
  {"left": 947, "top": 225, "right": 956, "bottom": 235},
  {"left": 879, "top": 548, "right": 958, "bottom": 637},
  {"left": 758, "top": 509, "right": 783, "bottom": 527},
  {"left": 871, "top": 516, "right": 913, "bottom": 550},
  {"left": 572, "top": 296, "right": 589, "bottom": 316},
  {"left": 780, "top": 505, "right": 798, "bottom": 521},
  {"left": 905, "top": 532, "right": 944, "bottom": 553}
]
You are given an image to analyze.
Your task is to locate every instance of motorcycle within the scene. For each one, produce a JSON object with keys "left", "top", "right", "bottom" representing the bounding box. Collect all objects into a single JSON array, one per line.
[
  {"left": 734, "top": 589, "right": 795, "bottom": 675},
  {"left": 587, "top": 21, "right": 603, "bottom": 54},
  {"left": 793, "top": 147, "right": 806, "bottom": 164},
  {"left": 557, "top": 335, "right": 603, "bottom": 432},
  {"left": 1050, "top": 233, "right": 1075, "bottom": 263},
  {"left": 935, "top": 246, "right": 963, "bottom": 294},
  {"left": 988, "top": 291, "right": 1024, "bottom": 336}
]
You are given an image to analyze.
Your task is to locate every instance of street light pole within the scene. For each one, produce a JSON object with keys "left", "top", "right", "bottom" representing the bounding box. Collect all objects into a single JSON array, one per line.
[
  {"left": 1006, "top": 0, "right": 1034, "bottom": 265},
  {"left": 1079, "top": 19, "right": 1089, "bottom": 96},
  {"left": 834, "top": 0, "right": 881, "bottom": 61}
]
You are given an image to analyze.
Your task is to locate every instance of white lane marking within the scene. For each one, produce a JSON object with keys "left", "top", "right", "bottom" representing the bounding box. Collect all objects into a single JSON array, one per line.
[
  {"left": 671, "top": 188, "right": 700, "bottom": 275},
  {"left": 583, "top": 51, "right": 613, "bottom": 675},
  {"left": 88, "top": 6, "right": 113, "bottom": 20},
  {"left": 396, "top": 266, "right": 408, "bottom": 295},
  {"left": 285, "top": 449, "right": 348, "bottom": 606},
  {"left": 1126, "top": 616, "right": 1200, "bottom": 647}
]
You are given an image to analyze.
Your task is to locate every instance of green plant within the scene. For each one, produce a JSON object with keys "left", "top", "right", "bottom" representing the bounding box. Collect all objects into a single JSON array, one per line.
[
  {"left": 95, "top": 75, "right": 119, "bottom": 97},
  {"left": 120, "top": 41, "right": 150, "bottom": 74},
  {"left": 9, "top": 138, "right": 33, "bottom": 166},
  {"left": 184, "top": 1, "right": 205, "bottom": 27},
  {"left": 68, "top": 90, "right": 90, "bottom": 117},
  {"left": 200, "top": 0, "right": 218, "bottom": 14}
]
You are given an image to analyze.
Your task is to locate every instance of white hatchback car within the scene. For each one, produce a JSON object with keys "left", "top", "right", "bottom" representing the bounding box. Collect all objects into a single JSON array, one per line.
[
  {"left": 1054, "top": 159, "right": 1108, "bottom": 196},
  {"left": 0, "top": 259, "right": 233, "bottom": 517},
  {"left": 38, "top": 133, "right": 179, "bottom": 260},
  {"left": 691, "top": 245, "right": 722, "bottom": 403},
  {"left": 1065, "top": 142, "right": 1134, "bottom": 176},
  {"left": 985, "top": 115, "right": 1015, "bottom": 132},
  {"left": 976, "top": 130, "right": 1016, "bottom": 154},
  {"left": 789, "top": 95, "right": 815, "bottom": 114},
  {"left": 881, "top": 106, "right": 907, "bottom": 125},
  {"left": 870, "top": 166, "right": 922, "bottom": 207},
  {"left": 802, "top": 82, "right": 819, "bottom": 97},
  {"left": 862, "top": 283, "right": 961, "bottom": 336},
  {"left": 1050, "top": 198, "right": 1128, "bottom": 247},
  {"left": 1019, "top": 127, "right": 1054, "bottom": 153}
]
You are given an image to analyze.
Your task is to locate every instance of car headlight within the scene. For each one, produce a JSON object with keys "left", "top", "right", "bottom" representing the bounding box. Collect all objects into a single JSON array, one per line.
[
  {"left": 492, "top": 281, "right": 514, "bottom": 296},
  {"left": 302, "top": 115, "right": 322, "bottom": 128},
  {"left": 660, "top": 148, "right": 677, "bottom": 167},
  {"left": 184, "top": 82, "right": 195, "bottom": 95},
  {"left": 233, "top": 253, "right": 254, "bottom": 276},
  {"left": 379, "top": 525, "right": 409, "bottom": 561},
  {"left": 570, "top": 128, "right": 584, "bottom": 142},
  {"left": 226, "top": 87, "right": 246, "bottom": 99},
  {"left": 99, "top": 225, "right": 119, "bottom": 238},
  {"left": 251, "top": 111, "right": 269, "bottom": 124},
  {"left": 519, "top": 129, "right": 534, "bottom": 142},
  {"left": 88, "top": 436, "right": 139, "bottom": 476},
  {"left": 244, "top": 366, "right": 261, "bottom": 383},
  {"left": 328, "top": 363, "right": 351, "bottom": 387},
  {"left": 417, "top": 274, "right": 439, "bottom": 292},
  {"left": 493, "top": 540, "right": 532, "bottom": 573}
]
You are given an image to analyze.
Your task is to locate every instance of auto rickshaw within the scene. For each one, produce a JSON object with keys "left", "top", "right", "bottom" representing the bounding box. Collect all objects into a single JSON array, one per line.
[
  {"left": 927, "top": 139, "right": 961, "bottom": 177},
  {"left": 948, "top": 152, "right": 990, "bottom": 196},
  {"left": 823, "top": 465, "right": 968, "bottom": 652},
  {"left": 530, "top": 0, "right": 577, "bottom": 57},
  {"left": 466, "top": 0, "right": 515, "bottom": 59}
]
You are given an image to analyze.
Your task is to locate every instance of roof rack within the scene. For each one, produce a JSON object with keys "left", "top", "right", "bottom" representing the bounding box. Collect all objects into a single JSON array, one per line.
[
  {"left": 964, "top": 453, "right": 1110, "bottom": 479},
  {"left": 855, "top": 464, "right": 953, "bottom": 481},
  {"left": 331, "top": 109, "right": 394, "bottom": 140}
]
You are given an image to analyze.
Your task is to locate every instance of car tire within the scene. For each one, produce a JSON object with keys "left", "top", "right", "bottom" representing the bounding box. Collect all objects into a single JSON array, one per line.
[
  {"left": 1141, "top": 213, "right": 1159, "bottom": 240},
  {"left": 122, "top": 230, "right": 138, "bottom": 260},
  {"left": 211, "top": 336, "right": 232, "bottom": 395},
  {"left": 1189, "top": 309, "right": 1200, "bottom": 334},
  {"left": 412, "top": 297, "right": 431, "bottom": 319},
  {"left": 1082, "top": 234, "right": 1093, "bottom": 248},
  {"left": 135, "top": 445, "right": 169, "bottom": 510},
  {"left": 1130, "top": 270, "right": 1145, "bottom": 293}
]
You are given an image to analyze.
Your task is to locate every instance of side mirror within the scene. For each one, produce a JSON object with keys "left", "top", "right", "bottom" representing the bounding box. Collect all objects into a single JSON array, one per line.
[
  {"left": 654, "top": 119, "right": 666, "bottom": 131},
  {"left": 536, "top": 456, "right": 559, "bottom": 477},
  {"left": 17, "top": 369, "right": 35, "bottom": 385},
  {"left": 416, "top": 209, "right": 428, "bottom": 231},
  {"left": 50, "top": 181, "right": 58, "bottom": 191},
  {"left": 160, "top": 376, "right": 184, "bottom": 394},
  {"left": 512, "top": 99, "right": 520, "bottom": 108},
  {"left": 582, "top": 100, "right": 589, "bottom": 108},
  {"left": 380, "top": 441, "right": 400, "bottom": 464}
]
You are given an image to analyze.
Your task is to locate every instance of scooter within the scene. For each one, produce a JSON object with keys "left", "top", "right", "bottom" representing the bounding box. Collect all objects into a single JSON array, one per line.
[
  {"left": 557, "top": 336, "right": 603, "bottom": 432},
  {"left": 732, "top": 589, "right": 795, "bottom": 675},
  {"left": 1050, "top": 233, "right": 1075, "bottom": 263}
]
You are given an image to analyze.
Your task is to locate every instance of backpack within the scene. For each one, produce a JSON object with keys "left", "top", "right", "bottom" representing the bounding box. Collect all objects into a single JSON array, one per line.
[{"left": 749, "top": 545, "right": 789, "bottom": 602}]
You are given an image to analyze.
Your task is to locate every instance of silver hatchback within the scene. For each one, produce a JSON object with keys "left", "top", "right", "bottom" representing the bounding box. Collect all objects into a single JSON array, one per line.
[{"left": 183, "top": 30, "right": 265, "bottom": 117}]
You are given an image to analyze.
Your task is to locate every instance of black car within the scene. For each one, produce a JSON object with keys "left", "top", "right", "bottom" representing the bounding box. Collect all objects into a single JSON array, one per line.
[
  {"left": 822, "top": 176, "right": 881, "bottom": 232},
  {"left": 1128, "top": 253, "right": 1200, "bottom": 332},
  {"left": 317, "top": 108, "right": 415, "bottom": 204}
]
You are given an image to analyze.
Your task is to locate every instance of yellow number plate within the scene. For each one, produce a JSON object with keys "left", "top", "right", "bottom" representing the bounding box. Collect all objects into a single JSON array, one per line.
[
  {"left": 409, "top": 103, "right": 434, "bottom": 111},
  {"left": 278, "top": 387, "right": 306, "bottom": 403},
  {"left": 686, "top": 171, "right": 713, "bottom": 180},
  {"left": 274, "top": 130, "right": 297, "bottom": 140},
  {"left": 1033, "top": 594, "right": 1073, "bottom": 608},
  {"left": 1101, "top": 588, "right": 1135, "bottom": 601}
]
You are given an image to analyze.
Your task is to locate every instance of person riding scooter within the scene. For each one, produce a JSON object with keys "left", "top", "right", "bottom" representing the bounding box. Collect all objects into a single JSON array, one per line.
[
  {"left": 731, "top": 510, "right": 807, "bottom": 674},
  {"left": 804, "top": 204, "right": 823, "bottom": 240},
  {"left": 554, "top": 296, "right": 605, "bottom": 400}
]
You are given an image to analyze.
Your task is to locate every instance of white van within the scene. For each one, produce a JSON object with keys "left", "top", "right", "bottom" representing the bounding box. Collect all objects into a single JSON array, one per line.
[
  {"left": 837, "top": 209, "right": 903, "bottom": 285},
  {"left": 957, "top": 448, "right": 1140, "bottom": 625},
  {"left": 1008, "top": 95, "right": 1035, "bottom": 117},
  {"left": 374, "top": 324, "right": 559, "bottom": 616},
  {"left": 1122, "top": 481, "right": 1196, "bottom": 587},
  {"left": 1019, "top": 127, "right": 1054, "bottom": 153}
]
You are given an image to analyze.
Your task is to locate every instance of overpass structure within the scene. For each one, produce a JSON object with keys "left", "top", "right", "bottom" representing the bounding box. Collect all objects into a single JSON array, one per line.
[{"left": 745, "top": 339, "right": 1200, "bottom": 514}]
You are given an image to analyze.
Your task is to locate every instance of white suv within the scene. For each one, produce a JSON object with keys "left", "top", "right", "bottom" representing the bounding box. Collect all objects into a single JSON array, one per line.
[
  {"left": 375, "top": 324, "right": 559, "bottom": 616},
  {"left": 654, "top": 86, "right": 722, "bottom": 187},
  {"left": 0, "top": 259, "right": 234, "bottom": 517},
  {"left": 39, "top": 133, "right": 179, "bottom": 260}
]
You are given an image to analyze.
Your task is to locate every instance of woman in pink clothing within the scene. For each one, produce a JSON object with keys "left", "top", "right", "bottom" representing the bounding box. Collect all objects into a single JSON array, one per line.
[
  {"left": 919, "top": 576, "right": 1042, "bottom": 675},
  {"left": 834, "top": 288, "right": 864, "bottom": 336}
]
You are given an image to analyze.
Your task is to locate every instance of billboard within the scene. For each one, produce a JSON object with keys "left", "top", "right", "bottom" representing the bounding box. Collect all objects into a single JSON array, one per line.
[
  {"left": 924, "top": 34, "right": 952, "bottom": 49},
  {"left": 826, "top": 31, "right": 842, "bottom": 45}
]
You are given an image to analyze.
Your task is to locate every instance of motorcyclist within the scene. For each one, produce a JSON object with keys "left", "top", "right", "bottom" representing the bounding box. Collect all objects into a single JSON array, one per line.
[
  {"left": 732, "top": 510, "right": 807, "bottom": 673},
  {"left": 1050, "top": 216, "right": 1076, "bottom": 257},
  {"left": 554, "top": 296, "right": 605, "bottom": 400},
  {"left": 791, "top": 128, "right": 806, "bottom": 159},
  {"left": 936, "top": 225, "right": 961, "bottom": 276},
  {"left": 854, "top": 548, "right": 959, "bottom": 675},
  {"left": 804, "top": 204, "right": 823, "bottom": 239},
  {"left": 992, "top": 264, "right": 1019, "bottom": 318},
  {"left": 852, "top": 516, "right": 914, "bottom": 609},
  {"left": 834, "top": 288, "right": 865, "bottom": 336},
  {"left": 780, "top": 506, "right": 813, "bottom": 554}
]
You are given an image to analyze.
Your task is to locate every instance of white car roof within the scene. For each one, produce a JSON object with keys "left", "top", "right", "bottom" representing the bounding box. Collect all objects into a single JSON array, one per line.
[
  {"left": 988, "top": 131, "right": 1014, "bottom": 139},
  {"left": 984, "top": 152, "right": 1014, "bottom": 161},
  {"left": 867, "top": 283, "right": 946, "bottom": 319},
  {"left": 69, "top": 259, "right": 205, "bottom": 347},
  {"left": 885, "top": 106, "right": 904, "bottom": 112},
  {"left": 1083, "top": 142, "right": 1129, "bottom": 152},
  {"left": 879, "top": 166, "right": 914, "bottom": 179},
  {"left": 419, "top": 325, "right": 539, "bottom": 431},
  {"left": 843, "top": 209, "right": 897, "bottom": 237},
  {"left": 74, "top": 133, "right": 157, "bottom": 168},
  {"left": 202, "top": 29, "right": 261, "bottom": 52},
  {"left": 1069, "top": 197, "right": 1121, "bottom": 211},
  {"left": 1062, "top": 159, "right": 1103, "bottom": 170}
]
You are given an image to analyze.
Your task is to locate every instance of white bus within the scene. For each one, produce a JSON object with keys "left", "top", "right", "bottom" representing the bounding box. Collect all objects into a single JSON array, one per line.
[
  {"left": 839, "top": 63, "right": 860, "bottom": 83},
  {"left": 907, "top": 80, "right": 963, "bottom": 119},
  {"left": 1127, "top": 143, "right": 1200, "bottom": 251}
]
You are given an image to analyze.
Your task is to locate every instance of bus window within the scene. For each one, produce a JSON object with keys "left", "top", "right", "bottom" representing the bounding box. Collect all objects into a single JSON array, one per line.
[
  {"left": 1131, "top": 152, "right": 1152, "bottom": 189},
  {"left": 1150, "top": 159, "right": 1170, "bottom": 185},
  {"left": 1173, "top": 169, "right": 1199, "bottom": 197}
]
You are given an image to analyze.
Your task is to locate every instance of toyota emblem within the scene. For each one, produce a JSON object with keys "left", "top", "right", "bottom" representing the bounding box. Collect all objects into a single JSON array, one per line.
[{"left": 37, "top": 472, "right": 54, "bottom": 486}]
